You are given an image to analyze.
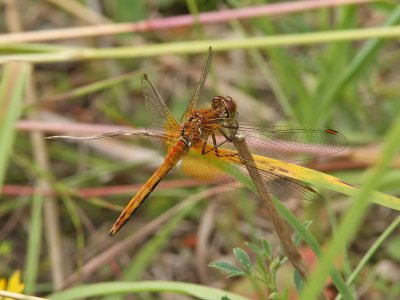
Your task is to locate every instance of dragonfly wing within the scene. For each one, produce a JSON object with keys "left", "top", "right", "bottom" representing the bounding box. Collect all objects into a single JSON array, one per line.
[
  {"left": 234, "top": 122, "right": 348, "bottom": 163},
  {"left": 181, "top": 141, "right": 323, "bottom": 202},
  {"left": 180, "top": 47, "right": 213, "bottom": 122},
  {"left": 250, "top": 164, "right": 324, "bottom": 202},
  {"left": 142, "top": 74, "right": 180, "bottom": 157},
  {"left": 180, "top": 147, "right": 239, "bottom": 187}
]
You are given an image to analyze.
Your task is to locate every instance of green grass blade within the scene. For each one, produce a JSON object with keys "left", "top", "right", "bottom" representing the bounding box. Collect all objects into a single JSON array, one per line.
[
  {"left": 316, "top": 4, "right": 400, "bottom": 125},
  {"left": 40, "top": 70, "right": 143, "bottom": 104},
  {"left": 335, "top": 216, "right": 400, "bottom": 300},
  {"left": 0, "top": 61, "right": 31, "bottom": 187},
  {"left": 47, "top": 281, "right": 250, "bottom": 300},
  {"left": 311, "top": 6, "right": 356, "bottom": 123},
  {"left": 273, "top": 198, "right": 354, "bottom": 300},
  {"left": 228, "top": 19, "right": 296, "bottom": 120},
  {"left": 300, "top": 110, "right": 400, "bottom": 299},
  {"left": 24, "top": 193, "right": 44, "bottom": 294},
  {"left": 4, "top": 26, "right": 400, "bottom": 64},
  {"left": 251, "top": 19, "right": 309, "bottom": 122}
]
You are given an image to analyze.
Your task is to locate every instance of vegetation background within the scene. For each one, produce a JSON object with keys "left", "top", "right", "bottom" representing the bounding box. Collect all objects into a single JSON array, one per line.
[{"left": 1, "top": 0, "right": 400, "bottom": 299}]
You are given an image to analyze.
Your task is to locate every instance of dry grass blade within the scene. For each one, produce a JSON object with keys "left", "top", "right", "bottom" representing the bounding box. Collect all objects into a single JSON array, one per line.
[{"left": 25, "top": 77, "right": 65, "bottom": 291}]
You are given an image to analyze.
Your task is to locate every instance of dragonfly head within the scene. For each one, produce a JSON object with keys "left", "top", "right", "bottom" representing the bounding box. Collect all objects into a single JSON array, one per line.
[{"left": 211, "top": 96, "right": 237, "bottom": 119}]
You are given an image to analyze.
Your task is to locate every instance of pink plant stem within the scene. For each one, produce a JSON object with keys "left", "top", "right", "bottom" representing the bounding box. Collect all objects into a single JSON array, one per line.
[
  {"left": 2, "top": 179, "right": 199, "bottom": 197},
  {"left": 0, "top": 0, "right": 377, "bottom": 44}
]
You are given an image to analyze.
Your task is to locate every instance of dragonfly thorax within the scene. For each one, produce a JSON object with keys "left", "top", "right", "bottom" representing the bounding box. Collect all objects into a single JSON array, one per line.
[{"left": 180, "top": 111, "right": 206, "bottom": 141}]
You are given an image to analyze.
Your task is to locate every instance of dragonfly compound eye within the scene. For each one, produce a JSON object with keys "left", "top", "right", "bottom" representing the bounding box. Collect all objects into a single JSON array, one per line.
[{"left": 223, "top": 96, "right": 237, "bottom": 117}]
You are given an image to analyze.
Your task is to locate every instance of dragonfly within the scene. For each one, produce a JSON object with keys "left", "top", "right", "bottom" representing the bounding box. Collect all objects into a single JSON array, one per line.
[{"left": 108, "top": 47, "right": 347, "bottom": 236}]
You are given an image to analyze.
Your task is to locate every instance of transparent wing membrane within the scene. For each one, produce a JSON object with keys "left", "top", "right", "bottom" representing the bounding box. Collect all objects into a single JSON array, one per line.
[
  {"left": 236, "top": 122, "right": 347, "bottom": 162},
  {"left": 142, "top": 74, "right": 180, "bottom": 157},
  {"left": 180, "top": 47, "right": 213, "bottom": 122},
  {"left": 198, "top": 118, "right": 347, "bottom": 163}
]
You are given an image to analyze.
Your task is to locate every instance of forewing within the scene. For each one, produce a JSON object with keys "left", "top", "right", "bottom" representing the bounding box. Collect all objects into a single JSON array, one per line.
[
  {"left": 180, "top": 47, "right": 213, "bottom": 122},
  {"left": 235, "top": 122, "right": 347, "bottom": 163},
  {"left": 142, "top": 74, "right": 180, "bottom": 157}
]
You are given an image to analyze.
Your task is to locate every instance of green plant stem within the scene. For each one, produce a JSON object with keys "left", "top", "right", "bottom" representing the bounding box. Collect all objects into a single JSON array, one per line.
[{"left": 3, "top": 25, "right": 400, "bottom": 64}]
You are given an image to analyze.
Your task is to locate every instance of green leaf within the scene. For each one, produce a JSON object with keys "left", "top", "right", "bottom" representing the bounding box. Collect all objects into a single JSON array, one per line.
[
  {"left": 293, "top": 270, "right": 304, "bottom": 292},
  {"left": 233, "top": 248, "right": 252, "bottom": 272},
  {"left": 294, "top": 221, "right": 313, "bottom": 245},
  {"left": 245, "top": 242, "right": 262, "bottom": 255},
  {"left": 261, "top": 239, "right": 271, "bottom": 258},
  {"left": 270, "top": 257, "right": 283, "bottom": 273},
  {"left": 209, "top": 261, "right": 247, "bottom": 277}
]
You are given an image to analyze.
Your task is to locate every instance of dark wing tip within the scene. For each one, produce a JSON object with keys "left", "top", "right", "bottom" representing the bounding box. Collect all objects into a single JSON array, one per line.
[
  {"left": 324, "top": 128, "right": 339, "bottom": 135},
  {"left": 325, "top": 128, "right": 348, "bottom": 148},
  {"left": 307, "top": 187, "right": 325, "bottom": 203}
]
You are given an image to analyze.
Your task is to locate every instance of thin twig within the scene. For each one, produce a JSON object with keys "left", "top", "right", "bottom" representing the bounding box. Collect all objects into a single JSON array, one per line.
[{"left": 231, "top": 133, "right": 308, "bottom": 278}]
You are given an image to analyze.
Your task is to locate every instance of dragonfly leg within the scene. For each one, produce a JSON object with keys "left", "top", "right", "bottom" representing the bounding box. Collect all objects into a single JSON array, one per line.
[
  {"left": 211, "top": 133, "right": 222, "bottom": 156},
  {"left": 201, "top": 133, "right": 221, "bottom": 155},
  {"left": 201, "top": 132, "right": 227, "bottom": 156},
  {"left": 201, "top": 127, "right": 240, "bottom": 158},
  {"left": 211, "top": 132, "right": 238, "bottom": 157},
  {"left": 201, "top": 133, "right": 211, "bottom": 154}
]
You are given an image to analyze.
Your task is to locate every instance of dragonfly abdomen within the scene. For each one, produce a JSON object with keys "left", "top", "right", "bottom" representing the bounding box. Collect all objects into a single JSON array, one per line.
[{"left": 109, "top": 140, "right": 189, "bottom": 236}]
